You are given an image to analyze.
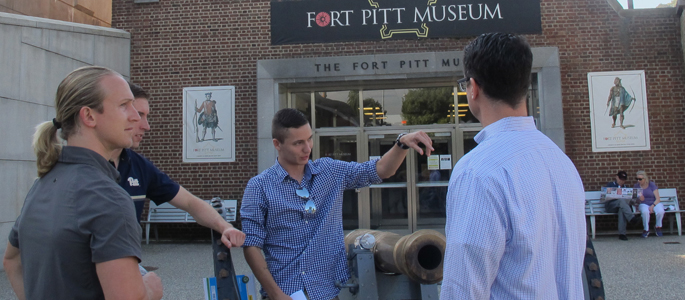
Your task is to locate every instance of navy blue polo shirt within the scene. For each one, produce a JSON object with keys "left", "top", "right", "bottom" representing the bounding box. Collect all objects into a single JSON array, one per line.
[{"left": 117, "top": 149, "right": 180, "bottom": 222}]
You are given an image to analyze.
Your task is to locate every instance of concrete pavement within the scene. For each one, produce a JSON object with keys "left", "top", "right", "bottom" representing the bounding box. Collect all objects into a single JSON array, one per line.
[{"left": 2, "top": 234, "right": 685, "bottom": 299}]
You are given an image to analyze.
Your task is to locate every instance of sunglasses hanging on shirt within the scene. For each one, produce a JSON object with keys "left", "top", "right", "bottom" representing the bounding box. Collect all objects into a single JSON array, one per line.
[{"left": 296, "top": 187, "right": 316, "bottom": 215}]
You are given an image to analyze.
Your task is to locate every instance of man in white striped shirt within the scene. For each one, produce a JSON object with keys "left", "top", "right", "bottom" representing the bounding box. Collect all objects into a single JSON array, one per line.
[{"left": 442, "top": 33, "right": 586, "bottom": 299}]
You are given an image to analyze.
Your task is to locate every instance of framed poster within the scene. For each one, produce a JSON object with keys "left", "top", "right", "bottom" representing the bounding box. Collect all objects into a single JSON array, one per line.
[
  {"left": 182, "top": 86, "right": 235, "bottom": 162},
  {"left": 587, "top": 70, "right": 650, "bottom": 152}
]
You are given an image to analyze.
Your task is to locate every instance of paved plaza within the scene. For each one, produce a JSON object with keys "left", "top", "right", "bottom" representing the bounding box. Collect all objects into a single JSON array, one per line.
[{"left": 2, "top": 233, "right": 685, "bottom": 299}]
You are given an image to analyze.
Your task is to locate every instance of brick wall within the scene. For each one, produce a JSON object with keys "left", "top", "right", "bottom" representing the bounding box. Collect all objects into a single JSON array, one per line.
[{"left": 113, "top": 0, "right": 685, "bottom": 233}]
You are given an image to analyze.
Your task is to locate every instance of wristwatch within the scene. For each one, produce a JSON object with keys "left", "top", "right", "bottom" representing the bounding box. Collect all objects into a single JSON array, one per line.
[{"left": 395, "top": 133, "right": 410, "bottom": 150}]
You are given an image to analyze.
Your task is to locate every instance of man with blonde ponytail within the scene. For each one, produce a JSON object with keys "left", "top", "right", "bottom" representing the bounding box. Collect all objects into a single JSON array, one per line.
[{"left": 3, "top": 66, "right": 163, "bottom": 300}]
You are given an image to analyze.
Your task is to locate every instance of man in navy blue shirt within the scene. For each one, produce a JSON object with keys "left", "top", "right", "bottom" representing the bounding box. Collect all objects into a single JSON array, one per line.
[
  {"left": 241, "top": 108, "right": 434, "bottom": 300},
  {"left": 110, "top": 83, "right": 245, "bottom": 248}
]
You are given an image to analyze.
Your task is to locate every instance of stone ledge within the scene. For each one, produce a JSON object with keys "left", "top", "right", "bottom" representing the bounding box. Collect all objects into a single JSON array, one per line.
[{"left": 0, "top": 12, "right": 129, "bottom": 39}]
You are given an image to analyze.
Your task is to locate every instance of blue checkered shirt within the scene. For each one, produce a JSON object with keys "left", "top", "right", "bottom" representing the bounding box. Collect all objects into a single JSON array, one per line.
[
  {"left": 441, "top": 117, "right": 587, "bottom": 299},
  {"left": 241, "top": 158, "right": 382, "bottom": 300}
]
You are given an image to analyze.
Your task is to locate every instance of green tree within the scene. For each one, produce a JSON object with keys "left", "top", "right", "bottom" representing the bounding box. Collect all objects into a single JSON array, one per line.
[{"left": 401, "top": 87, "right": 453, "bottom": 125}]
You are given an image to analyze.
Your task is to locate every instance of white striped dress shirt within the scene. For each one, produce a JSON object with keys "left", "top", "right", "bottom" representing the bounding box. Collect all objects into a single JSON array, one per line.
[{"left": 441, "top": 116, "right": 586, "bottom": 299}]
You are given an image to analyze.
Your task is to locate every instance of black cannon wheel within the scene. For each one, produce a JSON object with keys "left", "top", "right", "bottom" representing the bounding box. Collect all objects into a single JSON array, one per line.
[{"left": 583, "top": 236, "right": 605, "bottom": 300}]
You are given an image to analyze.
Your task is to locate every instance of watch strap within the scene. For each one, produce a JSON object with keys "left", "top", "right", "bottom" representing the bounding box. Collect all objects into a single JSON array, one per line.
[{"left": 395, "top": 133, "right": 410, "bottom": 150}]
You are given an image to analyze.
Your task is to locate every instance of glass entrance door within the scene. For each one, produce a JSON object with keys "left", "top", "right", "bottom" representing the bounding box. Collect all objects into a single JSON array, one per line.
[
  {"left": 318, "top": 134, "right": 360, "bottom": 230},
  {"left": 367, "top": 133, "right": 409, "bottom": 233},
  {"left": 361, "top": 130, "right": 455, "bottom": 233},
  {"left": 414, "top": 131, "right": 454, "bottom": 232}
]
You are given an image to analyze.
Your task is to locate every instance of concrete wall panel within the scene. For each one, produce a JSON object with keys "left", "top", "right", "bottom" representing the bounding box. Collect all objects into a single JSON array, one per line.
[
  {"left": 0, "top": 23, "right": 22, "bottom": 101},
  {"left": 20, "top": 42, "right": 88, "bottom": 106},
  {"left": 0, "top": 160, "right": 35, "bottom": 223},
  {"left": 0, "top": 98, "right": 52, "bottom": 161},
  {"left": 20, "top": 25, "right": 42, "bottom": 48},
  {"left": 41, "top": 29, "right": 96, "bottom": 64}
]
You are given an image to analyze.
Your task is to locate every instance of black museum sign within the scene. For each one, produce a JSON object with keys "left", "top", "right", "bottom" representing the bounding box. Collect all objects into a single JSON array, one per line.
[{"left": 271, "top": 0, "right": 542, "bottom": 45}]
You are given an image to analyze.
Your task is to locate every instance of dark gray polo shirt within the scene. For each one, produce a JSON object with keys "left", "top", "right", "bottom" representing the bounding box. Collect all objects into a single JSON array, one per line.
[{"left": 9, "top": 146, "right": 142, "bottom": 300}]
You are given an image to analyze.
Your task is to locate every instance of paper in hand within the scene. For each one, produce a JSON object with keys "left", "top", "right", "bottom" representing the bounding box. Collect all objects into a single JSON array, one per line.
[{"left": 290, "top": 290, "right": 307, "bottom": 300}]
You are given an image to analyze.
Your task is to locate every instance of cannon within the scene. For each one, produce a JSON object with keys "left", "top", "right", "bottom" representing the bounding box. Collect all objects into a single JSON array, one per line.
[
  {"left": 337, "top": 229, "right": 446, "bottom": 300},
  {"left": 338, "top": 230, "right": 605, "bottom": 300},
  {"left": 210, "top": 197, "right": 241, "bottom": 300}
]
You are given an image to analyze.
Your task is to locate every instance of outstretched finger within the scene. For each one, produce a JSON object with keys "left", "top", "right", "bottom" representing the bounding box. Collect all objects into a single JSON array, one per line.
[{"left": 414, "top": 132, "right": 434, "bottom": 156}]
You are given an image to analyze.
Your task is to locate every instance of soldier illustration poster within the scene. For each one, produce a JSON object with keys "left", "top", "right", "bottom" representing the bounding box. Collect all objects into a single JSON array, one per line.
[
  {"left": 182, "top": 86, "right": 235, "bottom": 162},
  {"left": 588, "top": 70, "right": 650, "bottom": 152}
]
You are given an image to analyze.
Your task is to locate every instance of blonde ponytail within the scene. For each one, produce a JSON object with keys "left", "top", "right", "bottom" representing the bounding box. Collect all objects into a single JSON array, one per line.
[{"left": 33, "top": 121, "right": 63, "bottom": 177}]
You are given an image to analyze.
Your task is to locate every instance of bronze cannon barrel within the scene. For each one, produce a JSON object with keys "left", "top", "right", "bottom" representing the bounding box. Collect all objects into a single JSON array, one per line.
[{"left": 344, "top": 229, "right": 446, "bottom": 284}]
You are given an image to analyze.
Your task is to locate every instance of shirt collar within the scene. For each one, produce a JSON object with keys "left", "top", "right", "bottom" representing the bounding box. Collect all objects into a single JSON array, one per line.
[
  {"left": 59, "top": 146, "right": 121, "bottom": 182},
  {"left": 271, "top": 158, "right": 320, "bottom": 182},
  {"left": 119, "top": 148, "right": 131, "bottom": 163},
  {"left": 474, "top": 116, "right": 536, "bottom": 144}
]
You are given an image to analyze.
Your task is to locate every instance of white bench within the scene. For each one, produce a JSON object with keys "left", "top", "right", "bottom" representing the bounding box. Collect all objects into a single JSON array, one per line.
[
  {"left": 585, "top": 188, "right": 682, "bottom": 239},
  {"left": 142, "top": 199, "right": 238, "bottom": 244}
]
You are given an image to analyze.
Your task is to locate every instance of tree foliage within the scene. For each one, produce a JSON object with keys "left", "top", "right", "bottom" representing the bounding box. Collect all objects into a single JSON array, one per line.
[
  {"left": 401, "top": 87, "right": 453, "bottom": 125},
  {"left": 347, "top": 90, "right": 386, "bottom": 126}
]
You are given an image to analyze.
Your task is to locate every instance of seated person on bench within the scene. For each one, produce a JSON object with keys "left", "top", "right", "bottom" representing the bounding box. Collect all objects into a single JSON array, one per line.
[
  {"left": 634, "top": 170, "right": 664, "bottom": 238},
  {"left": 606, "top": 171, "right": 640, "bottom": 240}
]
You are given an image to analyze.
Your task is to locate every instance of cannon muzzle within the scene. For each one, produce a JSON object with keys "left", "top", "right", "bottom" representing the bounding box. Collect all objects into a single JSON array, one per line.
[{"left": 344, "top": 229, "right": 446, "bottom": 284}]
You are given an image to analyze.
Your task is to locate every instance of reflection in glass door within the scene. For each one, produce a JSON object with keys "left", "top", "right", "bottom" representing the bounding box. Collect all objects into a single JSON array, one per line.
[
  {"left": 415, "top": 132, "right": 453, "bottom": 231},
  {"left": 319, "top": 134, "right": 359, "bottom": 230},
  {"left": 368, "top": 133, "right": 408, "bottom": 231}
]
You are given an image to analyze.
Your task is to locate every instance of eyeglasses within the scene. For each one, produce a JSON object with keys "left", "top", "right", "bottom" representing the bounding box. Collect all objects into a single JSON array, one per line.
[
  {"left": 457, "top": 77, "right": 470, "bottom": 92},
  {"left": 296, "top": 187, "right": 316, "bottom": 215},
  {"left": 636, "top": 178, "right": 644, "bottom": 181}
]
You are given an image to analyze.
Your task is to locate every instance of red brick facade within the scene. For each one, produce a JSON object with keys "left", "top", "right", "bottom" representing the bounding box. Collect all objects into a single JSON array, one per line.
[{"left": 112, "top": 0, "right": 685, "bottom": 233}]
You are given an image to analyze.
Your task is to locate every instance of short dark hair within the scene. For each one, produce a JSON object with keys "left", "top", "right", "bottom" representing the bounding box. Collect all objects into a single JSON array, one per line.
[
  {"left": 129, "top": 82, "right": 149, "bottom": 100},
  {"left": 463, "top": 32, "right": 533, "bottom": 108},
  {"left": 272, "top": 108, "right": 309, "bottom": 142}
]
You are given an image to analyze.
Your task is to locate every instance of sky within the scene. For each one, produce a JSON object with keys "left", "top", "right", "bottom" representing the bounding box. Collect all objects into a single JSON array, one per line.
[{"left": 617, "top": 0, "right": 675, "bottom": 9}]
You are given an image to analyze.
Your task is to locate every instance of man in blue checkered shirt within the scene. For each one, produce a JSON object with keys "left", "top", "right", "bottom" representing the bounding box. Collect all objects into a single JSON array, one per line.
[{"left": 241, "top": 108, "right": 433, "bottom": 300}]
